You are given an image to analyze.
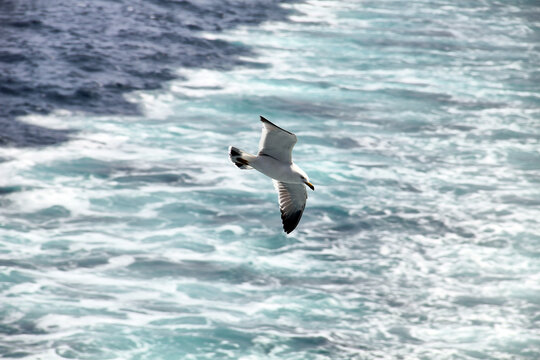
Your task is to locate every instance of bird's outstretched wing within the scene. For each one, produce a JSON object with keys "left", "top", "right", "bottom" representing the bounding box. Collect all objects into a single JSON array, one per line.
[
  {"left": 258, "top": 116, "right": 297, "bottom": 163},
  {"left": 273, "top": 180, "right": 307, "bottom": 234}
]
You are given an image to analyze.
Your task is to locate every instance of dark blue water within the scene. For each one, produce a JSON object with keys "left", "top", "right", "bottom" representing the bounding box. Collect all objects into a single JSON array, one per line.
[
  {"left": 1, "top": 0, "right": 540, "bottom": 359},
  {"left": 0, "top": 0, "right": 294, "bottom": 146}
]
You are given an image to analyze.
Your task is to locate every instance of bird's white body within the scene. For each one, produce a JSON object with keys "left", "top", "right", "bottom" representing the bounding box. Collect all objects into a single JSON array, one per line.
[
  {"left": 229, "top": 116, "right": 314, "bottom": 233},
  {"left": 251, "top": 156, "right": 306, "bottom": 184}
]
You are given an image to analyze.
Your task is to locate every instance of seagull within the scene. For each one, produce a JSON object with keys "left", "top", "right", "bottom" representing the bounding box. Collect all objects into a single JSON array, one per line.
[{"left": 229, "top": 116, "right": 314, "bottom": 234}]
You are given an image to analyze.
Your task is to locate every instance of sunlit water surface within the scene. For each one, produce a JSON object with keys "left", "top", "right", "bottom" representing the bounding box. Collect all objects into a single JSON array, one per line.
[{"left": 1, "top": 0, "right": 540, "bottom": 359}]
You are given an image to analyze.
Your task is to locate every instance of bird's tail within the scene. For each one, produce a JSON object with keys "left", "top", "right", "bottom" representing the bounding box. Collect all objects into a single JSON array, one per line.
[{"left": 229, "top": 146, "right": 255, "bottom": 170}]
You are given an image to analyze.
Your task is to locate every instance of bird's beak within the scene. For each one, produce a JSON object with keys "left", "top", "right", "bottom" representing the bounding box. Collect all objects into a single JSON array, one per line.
[{"left": 304, "top": 181, "right": 315, "bottom": 191}]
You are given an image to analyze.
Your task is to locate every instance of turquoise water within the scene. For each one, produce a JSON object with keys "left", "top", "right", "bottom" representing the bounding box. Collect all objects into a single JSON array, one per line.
[{"left": 1, "top": 0, "right": 540, "bottom": 358}]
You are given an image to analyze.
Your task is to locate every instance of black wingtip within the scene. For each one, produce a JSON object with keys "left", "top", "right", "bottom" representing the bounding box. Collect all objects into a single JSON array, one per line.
[
  {"left": 281, "top": 209, "right": 304, "bottom": 234},
  {"left": 260, "top": 116, "right": 295, "bottom": 136}
]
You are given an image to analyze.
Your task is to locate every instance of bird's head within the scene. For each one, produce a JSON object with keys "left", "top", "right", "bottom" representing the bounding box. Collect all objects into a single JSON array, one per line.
[
  {"left": 291, "top": 163, "right": 314, "bottom": 190},
  {"left": 298, "top": 171, "right": 314, "bottom": 191}
]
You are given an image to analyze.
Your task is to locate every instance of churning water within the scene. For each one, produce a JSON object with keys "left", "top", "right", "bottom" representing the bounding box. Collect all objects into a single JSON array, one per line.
[{"left": 1, "top": 0, "right": 539, "bottom": 358}]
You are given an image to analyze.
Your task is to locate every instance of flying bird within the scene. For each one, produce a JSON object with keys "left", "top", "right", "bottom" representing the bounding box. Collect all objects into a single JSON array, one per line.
[{"left": 229, "top": 116, "right": 314, "bottom": 234}]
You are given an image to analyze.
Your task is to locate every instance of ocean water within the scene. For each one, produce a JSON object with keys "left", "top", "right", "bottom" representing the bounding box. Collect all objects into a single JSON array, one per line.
[{"left": 1, "top": 0, "right": 540, "bottom": 359}]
